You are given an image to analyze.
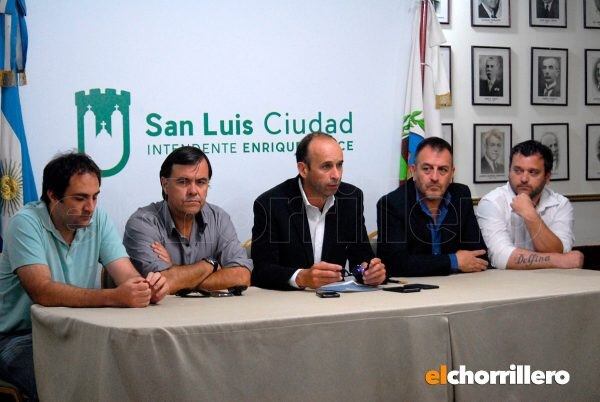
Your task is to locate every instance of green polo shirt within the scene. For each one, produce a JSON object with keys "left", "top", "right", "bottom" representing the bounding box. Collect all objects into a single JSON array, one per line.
[{"left": 0, "top": 201, "right": 128, "bottom": 333}]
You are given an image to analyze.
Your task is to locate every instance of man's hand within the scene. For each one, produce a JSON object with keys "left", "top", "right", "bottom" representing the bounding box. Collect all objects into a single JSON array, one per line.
[
  {"left": 151, "top": 242, "right": 172, "bottom": 265},
  {"left": 510, "top": 193, "right": 538, "bottom": 221},
  {"left": 115, "top": 277, "right": 151, "bottom": 307},
  {"left": 146, "top": 271, "right": 169, "bottom": 304},
  {"left": 296, "top": 262, "right": 343, "bottom": 289},
  {"left": 557, "top": 250, "right": 584, "bottom": 269},
  {"left": 456, "top": 249, "right": 488, "bottom": 272},
  {"left": 362, "top": 258, "right": 386, "bottom": 285}
]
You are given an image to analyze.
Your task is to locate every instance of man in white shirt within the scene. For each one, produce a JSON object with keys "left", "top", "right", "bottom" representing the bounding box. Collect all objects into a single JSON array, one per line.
[
  {"left": 477, "top": 140, "right": 583, "bottom": 269},
  {"left": 251, "top": 132, "right": 386, "bottom": 290}
]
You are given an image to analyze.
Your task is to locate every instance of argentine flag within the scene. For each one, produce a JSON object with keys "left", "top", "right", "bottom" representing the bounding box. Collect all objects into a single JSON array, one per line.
[
  {"left": 399, "top": 0, "right": 450, "bottom": 182},
  {"left": 0, "top": 0, "right": 37, "bottom": 251}
]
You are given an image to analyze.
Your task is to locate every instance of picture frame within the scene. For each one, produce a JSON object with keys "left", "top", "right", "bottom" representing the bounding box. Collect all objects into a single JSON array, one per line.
[
  {"left": 471, "top": 0, "right": 510, "bottom": 27},
  {"left": 531, "top": 47, "right": 568, "bottom": 106},
  {"left": 472, "top": 46, "right": 511, "bottom": 106},
  {"left": 584, "top": 0, "right": 600, "bottom": 29},
  {"left": 434, "top": 0, "right": 450, "bottom": 25},
  {"left": 529, "top": 0, "right": 566, "bottom": 27},
  {"left": 473, "top": 124, "right": 512, "bottom": 183},
  {"left": 442, "top": 123, "right": 453, "bottom": 147},
  {"left": 531, "top": 123, "right": 569, "bottom": 181},
  {"left": 586, "top": 124, "right": 600, "bottom": 180},
  {"left": 585, "top": 49, "right": 600, "bottom": 105},
  {"left": 440, "top": 46, "right": 452, "bottom": 92}
]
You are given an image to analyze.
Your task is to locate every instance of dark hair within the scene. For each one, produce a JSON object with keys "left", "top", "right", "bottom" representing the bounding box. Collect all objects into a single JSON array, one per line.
[
  {"left": 41, "top": 152, "right": 101, "bottom": 204},
  {"left": 509, "top": 140, "right": 553, "bottom": 174},
  {"left": 414, "top": 137, "right": 453, "bottom": 163},
  {"left": 295, "top": 132, "right": 336, "bottom": 165},
  {"left": 159, "top": 146, "right": 212, "bottom": 200}
]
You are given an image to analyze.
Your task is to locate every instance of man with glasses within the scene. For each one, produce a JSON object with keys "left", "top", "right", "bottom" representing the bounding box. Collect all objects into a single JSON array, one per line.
[
  {"left": 477, "top": 140, "right": 583, "bottom": 269},
  {"left": 124, "top": 146, "right": 252, "bottom": 294}
]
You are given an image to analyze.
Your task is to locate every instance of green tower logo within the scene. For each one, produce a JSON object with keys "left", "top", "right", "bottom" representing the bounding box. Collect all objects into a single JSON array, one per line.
[{"left": 75, "top": 88, "right": 131, "bottom": 177}]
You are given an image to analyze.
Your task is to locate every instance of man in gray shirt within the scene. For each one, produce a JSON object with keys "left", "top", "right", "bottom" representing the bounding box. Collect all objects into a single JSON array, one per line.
[{"left": 124, "top": 146, "right": 252, "bottom": 293}]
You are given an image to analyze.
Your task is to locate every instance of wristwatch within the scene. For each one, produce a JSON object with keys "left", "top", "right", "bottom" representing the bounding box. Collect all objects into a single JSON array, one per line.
[{"left": 203, "top": 257, "right": 219, "bottom": 273}]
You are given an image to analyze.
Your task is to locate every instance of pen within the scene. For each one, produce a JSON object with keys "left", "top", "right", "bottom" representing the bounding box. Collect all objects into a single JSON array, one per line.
[{"left": 387, "top": 278, "right": 408, "bottom": 284}]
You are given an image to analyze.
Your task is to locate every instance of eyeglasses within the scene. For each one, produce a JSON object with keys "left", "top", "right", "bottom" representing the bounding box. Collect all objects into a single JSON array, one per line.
[
  {"left": 176, "top": 285, "right": 247, "bottom": 297},
  {"left": 341, "top": 265, "right": 366, "bottom": 284}
]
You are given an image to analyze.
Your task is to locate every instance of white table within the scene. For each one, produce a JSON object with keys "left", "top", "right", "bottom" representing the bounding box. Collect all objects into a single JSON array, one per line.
[{"left": 32, "top": 269, "right": 600, "bottom": 401}]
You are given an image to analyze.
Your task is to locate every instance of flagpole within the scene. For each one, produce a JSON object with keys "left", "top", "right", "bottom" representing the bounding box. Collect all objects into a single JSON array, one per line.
[{"left": 419, "top": 0, "right": 428, "bottom": 89}]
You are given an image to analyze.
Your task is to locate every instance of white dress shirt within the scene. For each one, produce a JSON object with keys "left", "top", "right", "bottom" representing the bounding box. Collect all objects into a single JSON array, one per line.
[
  {"left": 476, "top": 183, "right": 574, "bottom": 269},
  {"left": 288, "top": 178, "right": 335, "bottom": 288}
]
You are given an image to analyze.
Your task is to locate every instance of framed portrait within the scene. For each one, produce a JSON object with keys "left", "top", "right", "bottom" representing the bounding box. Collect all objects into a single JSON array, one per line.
[
  {"left": 440, "top": 46, "right": 451, "bottom": 92},
  {"left": 471, "top": 0, "right": 510, "bottom": 27},
  {"left": 473, "top": 124, "right": 512, "bottom": 183},
  {"left": 442, "top": 123, "right": 453, "bottom": 147},
  {"left": 585, "top": 49, "right": 600, "bottom": 105},
  {"left": 529, "top": 0, "right": 566, "bottom": 27},
  {"left": 472, "top": 46, "right": 511, "bottom": 106},
  {"left": 434, "top": 0, "right": 450, "bottom": 25},
  {"left": 531, "top": 123, "right": 569, "bottom": 181},
  {"left": 531, "top": 47, "right": 568, "bottom": 106},
  {"left": 586, "top": 124, "right": 600, "bottom": 180},
  {"left": 584, "top": 0, "right": 600, "bottom": 29}
]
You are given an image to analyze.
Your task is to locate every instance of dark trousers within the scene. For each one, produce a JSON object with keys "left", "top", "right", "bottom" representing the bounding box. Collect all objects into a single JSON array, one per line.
[{"left": 0, "top": 331, "right": 38, "bottom": 401}]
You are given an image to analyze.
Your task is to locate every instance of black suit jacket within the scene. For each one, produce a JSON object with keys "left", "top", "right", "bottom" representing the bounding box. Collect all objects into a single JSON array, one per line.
[
  {"left": 376, "top": 179, "right": 487, "bottom": 277},
  {"left": 251, "top": 177, "right": 374, "bottom": 290},
  {"left": 478, "top": 3, "right": 498, "bottom": 18},
  {"left": 480, "top": 157, "right": 504, "bottom": 174},
  {"left": 538, "top": 81, "right": 560, "bottom": 97},
  {"left": 479, "top": 78, "right": 503, "bottom": 96},
  {"left": 537, "top": 0, "right": 559, "bottom": 18}
]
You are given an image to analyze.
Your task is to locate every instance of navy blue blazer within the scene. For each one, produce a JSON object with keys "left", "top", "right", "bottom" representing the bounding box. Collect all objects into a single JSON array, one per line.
[{"left": 377, "top": 179, "right": 487, "bottom": 277}]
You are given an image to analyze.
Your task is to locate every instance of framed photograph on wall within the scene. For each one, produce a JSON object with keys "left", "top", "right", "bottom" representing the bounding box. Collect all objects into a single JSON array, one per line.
[
  {"left": 434, "top": 0, "right": 450, "bottom": 24},
  {"left": 473, "top": 124, "right": 512, "bottom": 183},
  {"left": 531, "top": 47, "right": 568, "bottom": 106},
  {"left": 472, "top": 46, "right": 511, "bottom": 105},
  {"left": 529, "top": 0, "right": 566, "bottom": 27},
  {"left": 440, "top": 46, "right": 452, "bottom": 92},
  {"left": 471, "top": 0, "right": 510, "bottom": 27},
  {"left": 584, "top": 0, "right": 600, "bottom": 29},
  {"left": 587, "top": 124, "right": 600, "bottom": 180},
  {"left": 585, "top": 49, "right": 600, "bottom": 105},
  {"left": 442, "top": 123, "right": 453, "bottom": 147},
  {"left": 531, "top": 123, "right": 569, "bottom": 181}
]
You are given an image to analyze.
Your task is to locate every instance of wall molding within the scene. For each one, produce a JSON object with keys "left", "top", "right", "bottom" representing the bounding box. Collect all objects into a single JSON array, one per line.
[{"left": 473, "top": 194, "right": 600, "bottom": 205}]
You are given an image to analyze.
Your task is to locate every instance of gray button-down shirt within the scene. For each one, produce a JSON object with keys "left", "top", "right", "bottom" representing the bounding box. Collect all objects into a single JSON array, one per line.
[{"left": 124, "top": 200, "right": 252, "bottom": 276}]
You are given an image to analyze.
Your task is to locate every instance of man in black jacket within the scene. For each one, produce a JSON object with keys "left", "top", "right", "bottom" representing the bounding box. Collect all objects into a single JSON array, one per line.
[
  {"left": 251, "top": 132, "right": 386, "bottom": 290},
  {"left": 377, "top": 137, "right": 487, "bottom": 277}
]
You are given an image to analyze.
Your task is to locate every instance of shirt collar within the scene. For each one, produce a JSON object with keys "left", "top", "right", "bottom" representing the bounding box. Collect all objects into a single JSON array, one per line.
[
  {"left": 160, "top": 200, "right": 207, "bottom": 237},
  {"left": 415, "top": 185, "right": 452, "bottom": 208},
  {"left": 482, "top": 3, "right": 497, "bottom": 16},
  {"left": 297, "top": 177, "right": 335, "bottom": 213},
  {"left": 37, "top": 201, "right": 91, "bottom": 243}
]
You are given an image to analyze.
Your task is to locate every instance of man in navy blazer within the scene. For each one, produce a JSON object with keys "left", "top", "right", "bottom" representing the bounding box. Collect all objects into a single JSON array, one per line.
[
  {"left": 251, "top": 132, "right": 386, "bottom": 290},
  {"left": 377, "top": 137, "right": 488, "bottom": 277}
]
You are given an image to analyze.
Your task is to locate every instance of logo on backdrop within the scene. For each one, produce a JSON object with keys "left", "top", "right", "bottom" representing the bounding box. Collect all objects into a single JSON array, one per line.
[
  {"left": 75, "top": 88, "right": 355, "bottom": 178},
  {"left": 75, "top": 88, "right": 131, "bottom": 177}
]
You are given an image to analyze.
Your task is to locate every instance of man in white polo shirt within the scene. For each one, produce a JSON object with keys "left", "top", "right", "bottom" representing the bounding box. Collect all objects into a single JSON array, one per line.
[{"left": 477, "top": 140, "right": 583, "bottom": 269}]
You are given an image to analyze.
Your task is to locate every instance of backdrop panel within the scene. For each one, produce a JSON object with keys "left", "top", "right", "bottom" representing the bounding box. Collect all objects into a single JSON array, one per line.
[{"left": 22, "top": 1, "right": 412, "bottom": 238}]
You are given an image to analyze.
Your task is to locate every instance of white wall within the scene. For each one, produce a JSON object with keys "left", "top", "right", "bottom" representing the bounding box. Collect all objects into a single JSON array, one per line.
[{"left": 440, "top": 1, "right": 600, "bottom": 245}]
